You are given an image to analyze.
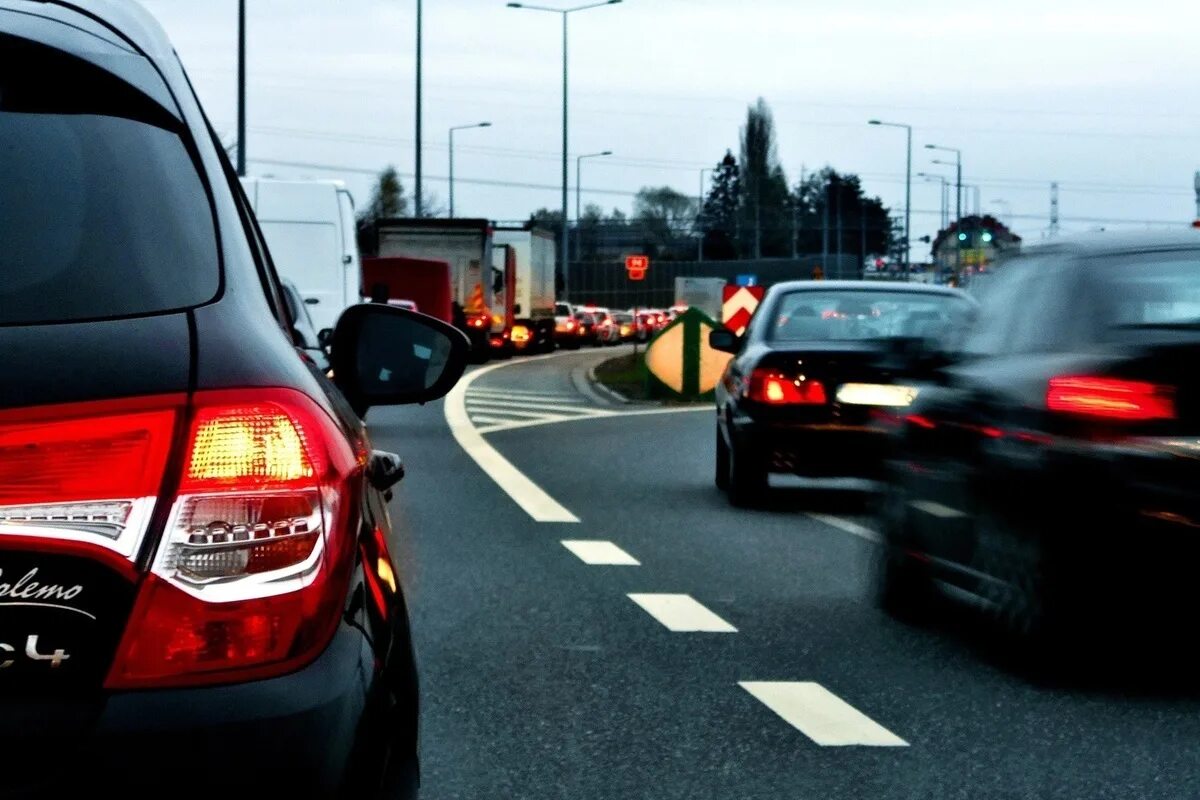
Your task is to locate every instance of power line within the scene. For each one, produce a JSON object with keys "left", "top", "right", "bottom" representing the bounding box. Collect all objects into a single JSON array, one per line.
[{"left": 247, "top": 157, "right": 1190, "bottom": 226}]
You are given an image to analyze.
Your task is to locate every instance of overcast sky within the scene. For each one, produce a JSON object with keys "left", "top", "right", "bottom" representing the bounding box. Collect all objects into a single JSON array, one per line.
[{"left": 140, "top": 0, "right": 1200, "bottom": 256}]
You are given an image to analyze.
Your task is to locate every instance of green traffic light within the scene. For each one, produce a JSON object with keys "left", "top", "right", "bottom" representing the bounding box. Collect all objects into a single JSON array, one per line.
[
  {"left": 957, "top": 232, "right": 968, "bottom": 242},
  {"left": 982, "top": 231, "right": 994, "bottom": 243}
]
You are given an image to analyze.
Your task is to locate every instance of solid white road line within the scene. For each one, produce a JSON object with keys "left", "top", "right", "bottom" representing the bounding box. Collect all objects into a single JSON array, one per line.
[
  {"left": 444, "top": 356, "right": 580, "bottom": 523},
  {"left": 465, "top": 398, "right": 612, "bottom": 415},
  {"left": 561, "top": 540, "right": 640, "bottom": 566},
  {"left": 805, "top": 514, "right": 881, "bottom": 544},
  {"left": 627, "top": 593, "right": 737, "bottom": 632},
  {"left": 464, "top": 405, "right": 573, "bottom": 421},
  {"left": 473, "top": 406, "right": 709, "bottom": 436},
  {"left": 739, "top": 682, "right": 909, "bottom": 747},
  {"left": 910, "top": 500, "right": 968, "bottom": 519}
]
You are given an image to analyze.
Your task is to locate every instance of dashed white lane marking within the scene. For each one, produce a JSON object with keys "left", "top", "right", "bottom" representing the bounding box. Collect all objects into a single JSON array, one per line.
[
  {"left": 444, "top": 356, "right": 581, "bottom": 523},
  {"left": 805, "top": 514, "right": 881, "bottom": 544},
  {"left": 739, "top": 682, "right": 909, "bottom": 747},
  {"left": 909, "top": 500, "right": 968, "bottom": 519},
  {"left": 561, "top": 540, "right": 640, "bottom": 565},
  {"left": 627, "top": 593, "right": 737, "bottom": 633}
]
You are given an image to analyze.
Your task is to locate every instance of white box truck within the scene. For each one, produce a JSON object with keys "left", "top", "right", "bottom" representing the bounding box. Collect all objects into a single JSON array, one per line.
[
  {"left": 240, "top": 177, "right": 360, "bottom": 335},
  {"left": 494, "top": 225, "right": 557, "bottom": 353}
]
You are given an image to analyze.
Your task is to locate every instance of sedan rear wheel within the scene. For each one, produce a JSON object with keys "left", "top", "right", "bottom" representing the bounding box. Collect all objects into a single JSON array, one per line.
[
  {"left": 727, "top": 438, "right": 767, "bottom": 508},
  {"left": 715, "top": 426, "right": 730, "bottom": 491}
]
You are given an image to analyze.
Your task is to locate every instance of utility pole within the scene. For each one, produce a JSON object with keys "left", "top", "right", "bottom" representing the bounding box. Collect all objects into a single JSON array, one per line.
[
  {"left": 1193, "top": 171, "right": 1200, "bottom": 219},
  {"left": 821, "top": 180, "right": 830, "bottom": 269},
  {"left": 414, "top": 0, "right": 423, "bottom": 217},
  {"left": 1051, "top": 183, "right": 1060, "bottom": 239},
  {"left": 697, "top": 167, "right": 711, "bottom": 262},
  {"left": 835, "top": 179, "right": 842, "bottom": 273},
  {"left": 236, "top": 0, "right": 246, "bottom": 176}
]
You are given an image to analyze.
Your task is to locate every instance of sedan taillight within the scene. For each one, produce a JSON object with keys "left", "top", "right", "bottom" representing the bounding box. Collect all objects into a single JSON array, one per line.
[
  {"left": 1046, "top": 376, "right": 1175, "bottom": 421},
  {"left": 106, "top": 389, "right": 359, "bottom": 689},
  {"left": 746, "top": 369, "right": 827, "bottom": 405}
]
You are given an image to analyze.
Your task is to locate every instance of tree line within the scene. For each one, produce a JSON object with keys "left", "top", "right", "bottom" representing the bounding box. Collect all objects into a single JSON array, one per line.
[{"left": 356, "top": 97, "right": 898, "bottom": 264}]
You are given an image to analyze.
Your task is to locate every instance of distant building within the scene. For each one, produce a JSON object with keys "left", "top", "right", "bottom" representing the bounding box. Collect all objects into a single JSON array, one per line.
[{"left": 931, "top": 215, "right": 1021, "bottom": 277}]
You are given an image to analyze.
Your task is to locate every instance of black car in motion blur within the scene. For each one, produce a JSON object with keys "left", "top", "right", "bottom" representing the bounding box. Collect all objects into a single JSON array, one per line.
[
  {"left": 710, "top": 281, "right": 976, "bottom": 506},
  {"left": 878, "top": 231, "right": 1200, "bottom": 644},
  {"left": 0, "top": 2, "right": 469, "bottom": 795}
]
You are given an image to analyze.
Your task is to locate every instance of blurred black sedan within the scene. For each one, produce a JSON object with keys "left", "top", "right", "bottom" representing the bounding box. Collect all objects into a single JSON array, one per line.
[
  {"left": 878, "top": 231, "right": 1200, "bottom": 645},
  {"left": 710, "top": 281, "right": 976, "bottom": 506}
]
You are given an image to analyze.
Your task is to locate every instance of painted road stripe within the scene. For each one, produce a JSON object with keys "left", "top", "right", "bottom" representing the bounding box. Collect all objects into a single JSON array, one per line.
[
  {"left": 627, "top": 594, "right": 737, "bottom": 632},
  {"left": 464, "top": 405, "right": 572, "bottom": 421},
  {"left": 910, "top": 500, "right": 968, "bottom": 519},
  {"left": 806, "top": 514, "right": 881, "bottom": 543},
  {"left": 474, "top": 406, "right": 708, "bottom": 436},
  {"left": 561, "top": 540, "right": 640, "bottom": 565},
  {"left": 466, "top": 398, "right": 611, "bottom": 414},
  {"left": 468, "top": 388, "right": 585, "bottom": 403},
  {"left": 444, "top": 355, "right": 580, "bottom": 523},
  {"left": 739, "top": 682, "right": 909, "bottom": 747}
]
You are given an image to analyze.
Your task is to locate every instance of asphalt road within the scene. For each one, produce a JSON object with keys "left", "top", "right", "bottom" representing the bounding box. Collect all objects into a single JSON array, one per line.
[{"left": 367, "top": 346, "right": 1200, "bottom": 800}]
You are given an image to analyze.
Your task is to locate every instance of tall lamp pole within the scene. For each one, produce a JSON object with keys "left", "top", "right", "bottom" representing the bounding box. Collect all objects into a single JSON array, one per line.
[
  {"left": 414, "top": 0, "right": 423, "bottom": 217},
  {"left": 506, "top": 0, "right": 623, "bottom": 302},
  {"left": 869, "top": 120, "right": 913, "bottom": 278},
  {"left": 237, "top": 0, "right": 246, "bottom": 176},
  {"left": 917, "top": 172, "right": 949, "bottom": 229},
  {"left": 449, "top": 122, "right": 492, "bottom": 218},
  {"left": 697, "top": 167, "right": 712, "bottom": 262},
  {"left": 575, "top": 150, "right": 612, "bottom": 260},
  {"left": 925, "top": 144, "right": 962, "bottom": 225}
]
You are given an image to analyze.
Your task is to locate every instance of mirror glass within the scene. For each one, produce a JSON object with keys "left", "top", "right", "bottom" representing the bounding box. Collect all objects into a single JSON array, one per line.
[
  {"left": 355, "top": 312, "right": 456, "bottom": 397},
  {"left": 709, "top": 329, "right": 738, "bottom": 352}
]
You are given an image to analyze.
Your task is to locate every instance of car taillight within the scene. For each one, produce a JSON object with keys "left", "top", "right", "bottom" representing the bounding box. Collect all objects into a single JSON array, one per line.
[
  {"left": 565, "top": 321, "right": 576, "bottom": 331},
  {"left": 106, "top": 389, "right": 359, "bottom": 689},
  {"left": 1046, "top": 376, "right": 1176, "bottom": 421},
  {"left": 746, "top": 369, "right": 827, "bottom": 405},
  {"left": 0, "top": 397, "right": 180, "bottom": 563}
]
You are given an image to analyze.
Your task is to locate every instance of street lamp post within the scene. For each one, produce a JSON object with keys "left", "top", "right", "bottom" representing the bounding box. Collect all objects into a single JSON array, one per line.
[
  {"left": 925, "top": 144, "right": 962, "bottom": 224},
  {"left": 575, "top": 150, "right": 612, "bottom": 260},
  {"left": 237, "top": 0, "right": 246, "bottom": 176},
  {"left": 697, "top": 167, "right": 711, "bottom": 262},
  {"left": 507, "top": 0, "right": 623, "bottom": 303},
  {"left": 415, "top": 0, "right": 424, "bottom": 217},
  {"left": 869, "top": 120, "right": 912, "bottom": 279},
  {"left": 448, "top": 122, "right": 492, "bottom": 218}
]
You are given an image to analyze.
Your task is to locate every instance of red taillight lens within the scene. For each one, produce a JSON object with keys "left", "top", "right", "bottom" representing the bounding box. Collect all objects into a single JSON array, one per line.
[
  {"left": 747, "top": 369, "right": 827, "bottom": 405},
  {"left": 1046, "top": 376, "right": 1176, "bottom": 421},
  {"left": 106, "top": 389, "right": 358, "bottom": 689},
  {"left": 0, "top": 397, "right": 179, "bottom": 560}
]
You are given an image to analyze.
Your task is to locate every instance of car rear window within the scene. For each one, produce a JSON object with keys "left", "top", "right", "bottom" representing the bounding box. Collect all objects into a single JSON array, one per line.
[
  {"left": 0, "top": 37, "right": 219, "bottom": 325},
  {"left": 769, "top": 290, "right": 975, "bottom": 342},
  {"left": 1092, "top": 250, "right": 1200, "bottom": 330}
]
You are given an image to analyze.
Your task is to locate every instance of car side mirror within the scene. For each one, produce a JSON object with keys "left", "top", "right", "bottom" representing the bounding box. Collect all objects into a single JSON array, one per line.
[
  {"left": 330, "top": 304, "right": 470, "bottom": 417},
  {"left": 708, "top": 328, "right": 741, "bottom": 353},
  {"left": 317, "top": 328, "right": 333, "bottom": 349}
]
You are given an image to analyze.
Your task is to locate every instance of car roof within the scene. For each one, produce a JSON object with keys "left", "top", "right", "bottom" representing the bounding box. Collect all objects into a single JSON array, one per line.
[
  {"left": 19, "top": 0, "right": 176, "bottom": 58},
  {"left": 768, "top": 280, "right": 971, "bottom": 298},
  {"left": 1018, "top": 228, "right": 1200, "bottom": 259}
]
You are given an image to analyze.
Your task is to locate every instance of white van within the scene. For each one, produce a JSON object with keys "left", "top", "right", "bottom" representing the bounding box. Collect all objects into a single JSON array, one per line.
[{"left": 240, "top": 177, "right": 360, "bottom": 334}]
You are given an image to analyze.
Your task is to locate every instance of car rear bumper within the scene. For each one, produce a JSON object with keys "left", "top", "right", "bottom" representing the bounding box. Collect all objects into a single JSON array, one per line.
[
  {"left": 731, "top": 418, "right": 890, "bottom": 478},
  {"left": 1, "top": 623, "right": 404, "bottom": 797}
]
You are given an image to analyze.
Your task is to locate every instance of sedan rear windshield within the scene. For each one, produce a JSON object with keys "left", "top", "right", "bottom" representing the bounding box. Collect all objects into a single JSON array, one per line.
[
  {"left": 1094, "top": 250, "right": 1200, "bottom": 331},
  {"left": 0, "top": 38, "right": 219, "bottom": 325},
  {"left": 768, "top": 290, "right": 975, "bottom": 342}
]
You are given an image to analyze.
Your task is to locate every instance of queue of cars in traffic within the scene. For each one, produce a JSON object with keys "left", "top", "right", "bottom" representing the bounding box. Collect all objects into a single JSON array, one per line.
[
  {"left": 711, "top": 230, "right": 1200, "bottom": 658},
  {"left": 554, "top": 303, "right": 674, "bottom": 348}
]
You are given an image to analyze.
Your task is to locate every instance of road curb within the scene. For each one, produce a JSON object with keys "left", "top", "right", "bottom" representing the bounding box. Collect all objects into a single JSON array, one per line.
[{"left": 582, "top": 362, "right": 635, "bottom": 405}]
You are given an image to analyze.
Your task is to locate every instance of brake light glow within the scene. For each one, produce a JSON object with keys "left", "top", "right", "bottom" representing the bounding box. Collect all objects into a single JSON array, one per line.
[
  {"left": 1046, "top": 376, "right": 1176, "bottom": 421},
  {"left": 747, "top": 369, "right": 827, "bottom": 405},
  {"left": 0, "top": 399, "right": 178, "bottom": 559},
  {"left": 106, "top": 389, "right": 359, "bottom": 689}
]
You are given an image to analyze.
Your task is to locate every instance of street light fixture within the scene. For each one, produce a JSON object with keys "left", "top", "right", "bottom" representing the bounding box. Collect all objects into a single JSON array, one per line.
[
  {"left": 574, "top": 150, "right": 612, "bottom": 261},
  {"left": 869, "top": 120, "right": 913, "bottom": 279},
  {"left": 448, "top": 122, "right": 492, "bottom": 218},
  {"left": 925, "top": 144, "right": 962, "bottom": 224},
  {"left": 507, "top": 0, "right": 624, "bottom": 302}
]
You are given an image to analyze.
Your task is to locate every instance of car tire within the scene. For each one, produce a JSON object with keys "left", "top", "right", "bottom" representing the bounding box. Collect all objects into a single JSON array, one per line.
[
  {"left": 726, "top": 437, "right": 767, "bottom": 508},
  {"left": 876, "top": 482, "right": 936, "bottom": 621},
  {"left": 715, "top": 426, "right": 730, "bottom": 491}
]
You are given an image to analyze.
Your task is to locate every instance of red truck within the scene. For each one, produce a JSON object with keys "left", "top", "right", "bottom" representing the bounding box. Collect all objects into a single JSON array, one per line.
[{"left": 361, "top": 255, "right": 453, "bottom": 323}]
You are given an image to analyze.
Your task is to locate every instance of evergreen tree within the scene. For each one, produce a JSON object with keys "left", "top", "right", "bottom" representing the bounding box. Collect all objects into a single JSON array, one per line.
[
  {"left": 738, "top": 98, "right": 791, "bottom": 258},
  {"left": 698, "top": 150, "right": 740, "bottom": 260}
]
